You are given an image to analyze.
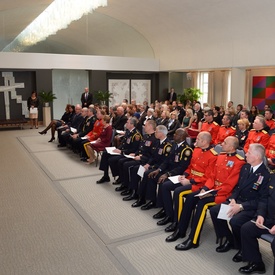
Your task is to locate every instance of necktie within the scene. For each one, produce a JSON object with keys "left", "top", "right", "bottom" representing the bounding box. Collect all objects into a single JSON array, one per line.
[{"left": 85, "top": 93, "right": 88, "bottom": 100}]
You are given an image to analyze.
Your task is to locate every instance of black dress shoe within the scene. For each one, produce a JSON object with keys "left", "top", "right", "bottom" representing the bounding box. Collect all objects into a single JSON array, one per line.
[
  {"left": 232, "top": 250, "right": 242, "bottom": 262},
  {"left": 216, "top": 240, "right": 233, "bottom": 253},
  {"left": 239, "top": 262, "right": 265, "bottom": 274},
  {"left": 132, "top": 198, "right": 146, "bottom": 208},
  {"left": 121, "top": 189, "right": 131, "bottom": 196},
  {"left": 48, "top": 137, "right": 55, "bottom": 142},
  {"left": 153, "top": 208, "right": 166, "bottom": 219},
  {"left": 96, "top": 176, "right": 110, "bottom": 184},
  {"left": 165, "top": 229, "right": 184, "bottom": 242},
  {"left": 123, "top": 191, "right": 138, "bottom": 201},
  {"left": 141, "top": 201, "right": 156, "bottom": 210},
  {"left": 175, "top": 238, "right": 199, "bottom": 251},
  {"left": 115, "top": 185, "right": 127, "bottom": 192},
  {"left": 57, "top": 144, "right": 66, "bottom": 147},
  {"left": 113, "top": 178, "right": 121, "bottom": 185},
  {"left": 165, "top": 222, "right": 178, "bottom": 232},
  {"left": 157, "top": 216, "right": 171, "bottom": 226}
]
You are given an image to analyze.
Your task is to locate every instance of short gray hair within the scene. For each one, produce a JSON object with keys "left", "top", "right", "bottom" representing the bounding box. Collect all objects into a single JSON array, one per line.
[{"left": 156, "top": 125, "right": 168, "bottom": 136}]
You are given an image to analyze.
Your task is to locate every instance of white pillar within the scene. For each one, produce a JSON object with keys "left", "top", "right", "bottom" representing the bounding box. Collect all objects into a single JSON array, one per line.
[{"left": 231, "top": 68, "right": 246, "bottom": 106}]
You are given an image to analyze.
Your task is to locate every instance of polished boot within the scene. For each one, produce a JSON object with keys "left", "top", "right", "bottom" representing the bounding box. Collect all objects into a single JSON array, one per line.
[
  {"left": 115, "top": 185, "right": 127, "bottom": 192},
  {"left": 165, "top": 222, "right": 177, "bottom": 232},
  {"left": 141, "top": 200, "right": 156, "bottom": 210},
  {"left": 232, "top": 250, "right": 242, "bottom": 262},
  {"left": 216, "top": 240, "right": 233, "bottom": 253},
  {"left": 132, "top": 198, "right": 146, "bottom": 208},
  {"left": 96, "top": 176, "right": 110, "bottom": 184},
  {"left": 121, "top": 189, "right": 131, "bottom": 196},
  {"left": 123, "top": 190, "right": 138, "bottom": 201},
  {"left": 239, "top": 262, "right": 266, "bottom": 274},
  {"left": 175, "top": 238, "right": 199, "bottom": 251},
  {"left": 39, "top": 130, "right": 47, "bottom": 135},
  {"left": 157, "top": 216, "right": 171, "bottom": 226},
  {"left": 153, "top": 208, "right": 166, "bottom": 219},
  {"left": 48, "top": 137, "right": 55, "bottom": 142},
  {"left": 165, "top": 228, "right": 185, "bottom": 242}
]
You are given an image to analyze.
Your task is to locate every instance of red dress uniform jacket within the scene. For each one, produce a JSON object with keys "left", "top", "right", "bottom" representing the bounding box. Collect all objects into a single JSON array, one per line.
[
  {"left": 86, "top": 119, "right": 104, "bottom": 141},
  {"left": 183, "top": 147, "right": 218, "bottom": 191},
  {"left": 215, "top": 125, "right": 236, "bottom": 145},
  {"left": 201, "top": 121, "right": 220, "bottom": 144},
  {"left": 204, "top": 152, "right": 246, "bottom": 204},
  {"left": 244, "top": 129, "right": 270, "bottom": 152},
  {"left": 266, "top": 119, "right": 275, "bottom": 130},
  {"left": 266, "top": 133, "right": 275, "bottom": 164}
]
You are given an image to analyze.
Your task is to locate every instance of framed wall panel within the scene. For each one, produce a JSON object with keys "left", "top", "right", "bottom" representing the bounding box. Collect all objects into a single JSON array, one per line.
[
  {"left": 131, "top": 79, "right": 151, "bottom": 104},
  {"left": 108, "top": 79, "right": 130, "bottom": 106},
  {"left": 252, "top": 76, "right": 275, "bottom": 112}
]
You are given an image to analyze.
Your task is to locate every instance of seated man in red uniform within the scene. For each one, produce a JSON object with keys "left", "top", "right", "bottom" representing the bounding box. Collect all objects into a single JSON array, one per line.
[
  {"left": 244, "top": 115, "right": 270, "bottom": 152},
  {"left": 201, "top": 110, "right": 220, "bottom": 144},
  {"left": 166, "top": 136, "right": 245, "bottom": 251}
]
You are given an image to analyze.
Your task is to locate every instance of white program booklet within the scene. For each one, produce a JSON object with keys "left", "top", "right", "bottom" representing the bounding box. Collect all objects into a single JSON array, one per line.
[
  {"left": 137, "top": 165, "right": 145, "bottom": 178},
  {"left": 106, "top": 147, "right": 120, "bottom": 155},
  {"left": 168, "top": 175, "right": 180, "bottom": 184},
  {"left": 217, "top": 204, "right": 231, "bottom": 221}
]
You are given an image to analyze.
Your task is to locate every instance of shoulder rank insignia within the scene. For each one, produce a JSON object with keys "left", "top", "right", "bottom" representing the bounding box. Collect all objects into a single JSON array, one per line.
[
  {"left": 210, "top": 148, "right": 218, "bottom": 155},
  {"left": 236, "top": 154, "right": 245, "bottom": 160}
]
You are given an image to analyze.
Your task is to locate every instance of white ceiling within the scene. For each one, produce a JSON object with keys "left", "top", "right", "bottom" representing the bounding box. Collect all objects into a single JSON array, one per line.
[{"left": 1, "top": 0, "right": 275, "bottom": 71}]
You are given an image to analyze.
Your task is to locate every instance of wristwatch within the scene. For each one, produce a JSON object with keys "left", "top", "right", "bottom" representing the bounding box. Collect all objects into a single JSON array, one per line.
[{"left": 239, "top": 204, "right": 244, "bottom": 211}]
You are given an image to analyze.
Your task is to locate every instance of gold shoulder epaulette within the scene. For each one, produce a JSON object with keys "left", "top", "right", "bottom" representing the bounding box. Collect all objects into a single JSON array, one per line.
[
  {"left": 262, "top": 130, "right": 268, "bottom": 134},
  {"left": 251, "top": 129, "right": 256, "bottom": 132},
  {"left": 231, "top": 126, "right": 236, "bottom": 130},
  {"left": 236, "top": 154, "right": 245, "bottom": 160},
  {"left": 210, "top": 148, "right": 218, "bottom": 155},
  {"left": 213, "top": 121, "right": 219, "bottom": 126}
]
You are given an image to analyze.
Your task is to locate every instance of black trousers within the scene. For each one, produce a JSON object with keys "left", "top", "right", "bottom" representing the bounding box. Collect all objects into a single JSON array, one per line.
[
  {"left": 210, "top": 203, "right": 256, "bottom": 249},
  {"left": 241, "top": 220, "right": 272, "bottom": 263},
  {"left": 177, "top": 191, "right": 215, "bottom": 244},
  {"left": 158, "top": 180, "right": 192, "bottom": 222}
]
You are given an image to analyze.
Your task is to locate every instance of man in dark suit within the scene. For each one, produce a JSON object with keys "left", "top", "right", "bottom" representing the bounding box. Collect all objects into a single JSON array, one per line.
[
  {"left": 210, "top": 143, "right": 270, "bottom": 263},
  {"left": 81, "top": 87, "right": 93, "bottom": 108},
  {"left": 238, "top": 173, "right": 275, "bottom": 274},
  {"left": 112, "top": 106, "right": 127, "bottom": 131},
  {"left": 167, "top": 88, "right": 177, "bottom": 103}
]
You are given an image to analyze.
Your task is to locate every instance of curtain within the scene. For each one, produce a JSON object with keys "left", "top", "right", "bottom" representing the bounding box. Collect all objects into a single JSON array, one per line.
[
  {"left": 244, "top": 70, "right": 251, "bottom": 109},
  {"left": 208, "top": 71, "right": 214, "bottom": 106}
]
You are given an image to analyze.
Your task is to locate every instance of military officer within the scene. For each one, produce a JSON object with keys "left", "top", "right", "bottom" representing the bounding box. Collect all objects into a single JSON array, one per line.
[
  {"left": 201, "top": 110, "right": 220, "bottom": 144},
  {"left": 131, "top": 125, "right": 172, "bottom": 208},
  {"left": 167, "top": 136, "right": 245, "bottom": 252},
  {"left": 140, "top": 128, "right": 193, "bottom": 213},
  {"left": 156, "top": 131, "right": 217, "bottom": 232},
  {"left": 96, "top": 117, "right": 142, "bottom": 184},
  {"left": 210, "top": 143, "right": 270, "bottom": 263},
  {"left": 114, "top": 120, "right": 158, "bottom": 199},
  {"left": 214, "top": 114, "right": 236, "bottom": 145},
  {"left": 238, "top": 173, "right": 275, "bottom": 274},
  {"left": 243, "top": 115, "right": 270, "bottom": 152}
]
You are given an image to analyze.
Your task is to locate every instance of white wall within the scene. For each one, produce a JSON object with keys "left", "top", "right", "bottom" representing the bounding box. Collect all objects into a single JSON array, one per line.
[{"left": 0, "top": 52, "right": 159, "bottom": 71}]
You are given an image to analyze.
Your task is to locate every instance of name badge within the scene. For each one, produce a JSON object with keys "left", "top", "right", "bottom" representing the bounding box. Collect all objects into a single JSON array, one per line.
[{"left": 158, "top": 148, "right": 163, "bottom": 155}]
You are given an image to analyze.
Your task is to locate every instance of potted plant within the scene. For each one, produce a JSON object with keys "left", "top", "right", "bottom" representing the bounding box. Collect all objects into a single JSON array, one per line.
[
  {"left": 94, "top": 90, "right": 113, "bottom": 105},
  {"left": 177, "top": 88, "right": 202, "bottom": 105},
  {"left": 38, "top": 90, "right": 57, "bottom": 107}
]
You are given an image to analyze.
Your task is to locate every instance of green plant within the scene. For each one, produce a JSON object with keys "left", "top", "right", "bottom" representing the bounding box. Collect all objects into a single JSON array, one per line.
[
  {"left": 38, "top": 91, "right": 57, "bottom": 103},
  {"left": 94, "top": 90, "right": 113, "bottom": 103},
  {"left": 177, "top": 88, "right": 202, "bottom": 104}
]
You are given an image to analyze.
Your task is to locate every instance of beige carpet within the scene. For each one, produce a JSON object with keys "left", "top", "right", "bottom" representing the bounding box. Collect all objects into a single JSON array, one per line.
[{"left": 0, "top": 128, "right": 273, "bottom": 274}]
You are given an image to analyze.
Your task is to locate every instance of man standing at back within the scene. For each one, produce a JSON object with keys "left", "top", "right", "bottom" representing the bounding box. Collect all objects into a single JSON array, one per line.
[{"left": 81, "top": 87, "right": 93, "bottom": 108}]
